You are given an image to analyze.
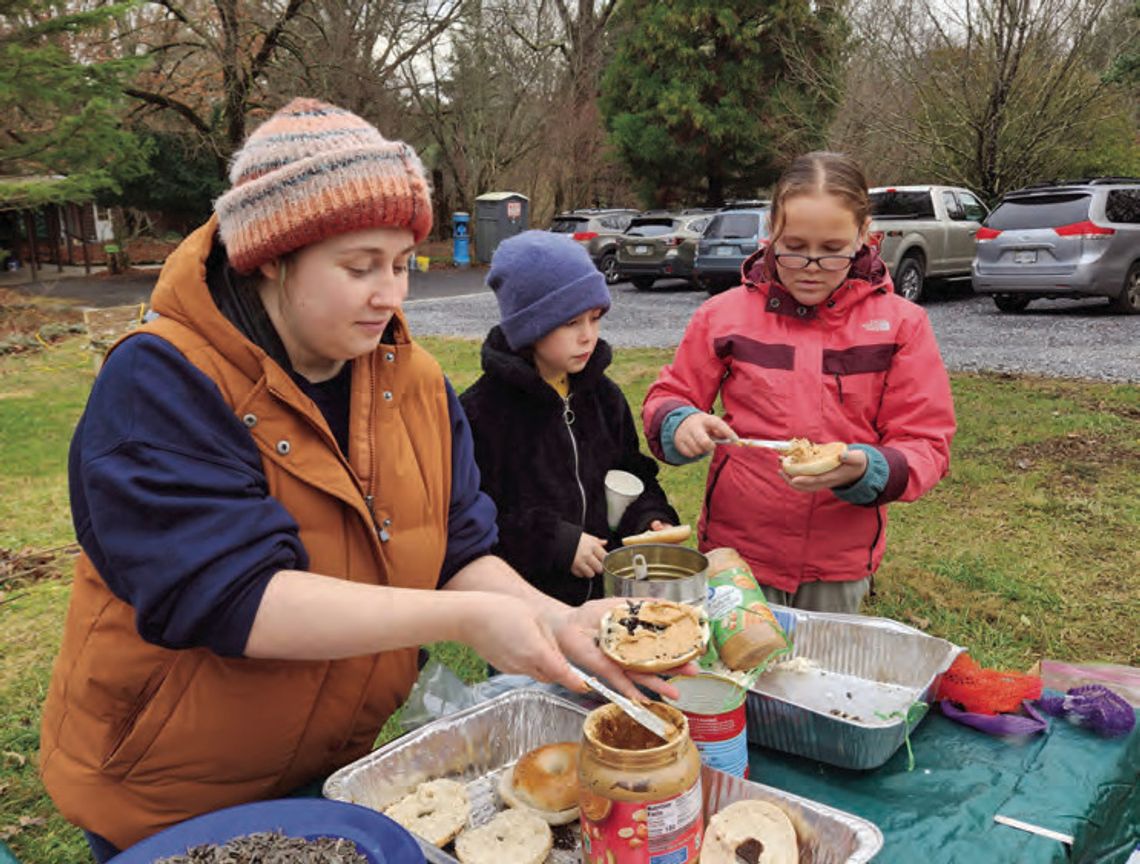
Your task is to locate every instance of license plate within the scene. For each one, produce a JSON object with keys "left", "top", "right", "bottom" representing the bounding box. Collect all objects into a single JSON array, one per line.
[
  {"left": 716, "top": 246, "right": 736, "bottom": 256},
  {"left": 633, "top": 244, "right": 650, "bottom": 255},
  {"left": 1013, "top": 250, "right": 1037, "bottom": 264}
]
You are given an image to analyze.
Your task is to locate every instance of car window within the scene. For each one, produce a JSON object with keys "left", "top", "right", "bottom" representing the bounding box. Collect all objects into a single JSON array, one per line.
[
  {"left": 870, "top": 190, "right": 936, "bottom": 219},
  {"left": 626, "top": 219, "right": 677, "bottom": 237},
  {"left": 1105, "top": 190, "right": 1140, "bottom": 224},
  {"left": 617, "top": 215, "right": 634, "bottom": 230},
  {"left": 705, "top": 213, "right": 761, "bottom": 239},
  {"left": 942, "top": 191, "right": 966, "bottom": 221},
  {"left": 599, "top": 217, "right": 618, "bottom": 230},
  {"left": 687, "top": 217, "right": 711, "bottom": 233},
  {"left": 959, "top": 192, "right": 987, "bottom": 222},
  {"left": 550, "top": 218, "right": 585, "bottom": 233},
  {"left": 986, "top": 194, "right": 1091, "bottom": 230}
]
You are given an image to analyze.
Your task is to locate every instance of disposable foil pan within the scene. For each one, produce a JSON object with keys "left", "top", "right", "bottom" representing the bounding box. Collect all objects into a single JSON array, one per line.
[
  {"left": 748, "top": 607, "right": 965, "bottom": 770},
  {"left": 324, "top": 688, "right": 882, "bottom": 863}
]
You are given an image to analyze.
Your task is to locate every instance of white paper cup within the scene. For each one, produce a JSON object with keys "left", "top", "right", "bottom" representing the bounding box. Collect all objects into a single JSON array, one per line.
[{"left": 604, "top": 469, "right": 645, "bottom": 531}]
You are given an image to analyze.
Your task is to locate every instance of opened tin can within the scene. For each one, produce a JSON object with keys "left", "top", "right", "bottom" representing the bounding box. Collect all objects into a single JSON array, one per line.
[
  {"left": 603, "top": 544, "right": 708, "bottom": 608},
  {"left": 665, "top": 674, "right": 750, "bottom": 778}
]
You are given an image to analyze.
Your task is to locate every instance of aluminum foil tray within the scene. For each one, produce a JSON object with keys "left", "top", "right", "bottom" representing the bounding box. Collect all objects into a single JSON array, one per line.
[
  {"left": 324, "top": 687, "right": 882, "bottom": 863},
  {"left": 749, "top": 608, "right": 965, "bottom": 770}
]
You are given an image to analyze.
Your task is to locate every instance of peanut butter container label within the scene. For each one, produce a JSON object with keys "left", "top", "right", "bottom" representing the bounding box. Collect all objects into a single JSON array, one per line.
[
  {"left": 580, "top": 784, "right": 703, "bottom": 864},
  {"left": 703, "top": 565, "right": 789, "bottom": 672}
]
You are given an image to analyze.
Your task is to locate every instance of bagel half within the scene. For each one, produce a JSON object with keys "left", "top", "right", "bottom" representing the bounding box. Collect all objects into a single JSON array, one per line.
[
  {"left": 498, "top": 742, "right": 580, "bottom": 825},
  {"left": 383, "top": 778, "right": 470, "bottom": 848},
  {"left": 454, "top": 809, "right": 552, "bottom": 864},
  {"left": 622, "top": 524, "right": 692, "bottom": 546},
  {"left": 599, "top": 599, "right": 708, "bottom": 673},
  {"left": 700, "top": 799, "right": 798, "bottom": 864},
  {"left": 780, "top": 438, "right": 847, "bottom": 477}
]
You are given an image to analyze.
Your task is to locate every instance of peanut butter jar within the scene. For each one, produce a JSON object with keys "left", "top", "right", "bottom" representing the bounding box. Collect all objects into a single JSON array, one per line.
[
  {"left": 704, "top": 547, "right": 789, "bottom": 671},
  {"left": 578, "top": 702, "right": 703, "bottom": 863}
]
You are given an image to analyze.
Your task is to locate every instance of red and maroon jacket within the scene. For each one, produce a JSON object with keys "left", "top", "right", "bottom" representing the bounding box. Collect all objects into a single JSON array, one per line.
[{"left": 643, "top": 246, "right": 955, "bottom": 593}]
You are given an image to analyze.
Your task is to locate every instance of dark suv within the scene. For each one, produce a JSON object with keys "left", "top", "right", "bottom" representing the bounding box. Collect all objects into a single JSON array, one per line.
[
  {"left": 972, "top": 178, "right": 1140, "bottom": 314},
  {"left": 693, "top": 207, "right": 770, "bottom": 294},
  {"left": 549, "top": 209, "right": 640, "bottom": 284}
]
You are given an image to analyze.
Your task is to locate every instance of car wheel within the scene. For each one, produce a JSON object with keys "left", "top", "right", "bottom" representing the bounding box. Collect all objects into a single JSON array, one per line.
[
  {"left": 632, "top": 277, "right": 655, "bottom": 290},
  {"left": 599, "top": 253, "right": 620, "bottom": 285},
  {"left": 1110, "top": 262, "right": 1140, "bottom": 314},
  {"left": 993, "top": 294, "right": 1031, "bottom": 313},
  {"left": 895, "top": 256, "right": 925, "bottom": 303}
]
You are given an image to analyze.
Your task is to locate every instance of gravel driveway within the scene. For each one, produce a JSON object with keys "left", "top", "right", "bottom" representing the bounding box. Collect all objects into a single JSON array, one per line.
[{"left": 405, "top": 282, "right": 1140, "bottom": 384}]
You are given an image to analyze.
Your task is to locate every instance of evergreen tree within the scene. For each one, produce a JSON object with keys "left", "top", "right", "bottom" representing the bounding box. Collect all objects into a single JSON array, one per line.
[
  {"left": 0, "top": 1, "right": 150, "bottom": 207},
  {"left": 599, "top": 0, "right": 844, "bottom": 207}
]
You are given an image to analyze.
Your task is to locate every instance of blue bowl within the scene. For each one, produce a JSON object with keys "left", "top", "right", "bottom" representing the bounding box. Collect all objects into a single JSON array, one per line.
[{"left": 107, "top": 798, "right": 425, "bottom": 864}]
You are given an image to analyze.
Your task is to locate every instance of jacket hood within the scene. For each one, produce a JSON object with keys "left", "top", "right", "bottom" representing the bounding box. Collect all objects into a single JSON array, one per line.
[
  {"left": 480, "top": 324, "right": 612, "bottom": 403},
  {"left": 740, "top": 242, "right": 892, "bottom": 311}
]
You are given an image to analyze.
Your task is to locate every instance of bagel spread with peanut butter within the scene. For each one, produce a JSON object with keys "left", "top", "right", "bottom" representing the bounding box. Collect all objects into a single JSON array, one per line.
[{"left": 599, "top": 599, "right": 708, "bottom": 673}]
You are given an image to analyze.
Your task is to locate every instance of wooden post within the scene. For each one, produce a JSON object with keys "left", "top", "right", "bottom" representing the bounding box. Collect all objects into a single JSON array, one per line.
[
  {"left": 24, "top": 209, "right": 38, "bottom": 282},
  {"left": 64, "top": 204, "right": 76, "bottom": 266},
  {"left": 50, "top": 205, "right": 62, "bottom": 272}
]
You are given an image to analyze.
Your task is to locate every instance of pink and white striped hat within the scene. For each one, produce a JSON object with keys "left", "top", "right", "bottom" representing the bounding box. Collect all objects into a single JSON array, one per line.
[{"left": 215, "top": 98, "right": 432, "bottom": 274}]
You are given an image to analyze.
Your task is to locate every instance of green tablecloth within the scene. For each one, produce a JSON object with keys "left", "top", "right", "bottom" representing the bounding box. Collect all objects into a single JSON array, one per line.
[{"left": 749, "top": 706, "right": 1140, "bottom": 863}]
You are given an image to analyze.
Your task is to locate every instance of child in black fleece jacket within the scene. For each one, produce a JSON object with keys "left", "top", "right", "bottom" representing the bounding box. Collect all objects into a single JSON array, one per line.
[{"left": 460, "top": 230, "right": 679, "bottom": 606}]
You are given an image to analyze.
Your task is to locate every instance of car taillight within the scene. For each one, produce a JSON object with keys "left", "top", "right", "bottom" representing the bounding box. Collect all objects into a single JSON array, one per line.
[
  {"left": 572, "top": 231, "right": 598, "bottom": 241},
  {"left": 1052, "top": 220, "right": 1115, "bottom": 238},
  {"left": 975, "top": 227, "right": 1002, "bottom": 241},
  {"left": 664, "top": 237, "right": 683, "bottom": 247}
]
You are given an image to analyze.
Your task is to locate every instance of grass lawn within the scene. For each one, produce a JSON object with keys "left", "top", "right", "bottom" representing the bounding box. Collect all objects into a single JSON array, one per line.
[{"left": 1, "top": 334, "right": 1137, "bottom": 863}]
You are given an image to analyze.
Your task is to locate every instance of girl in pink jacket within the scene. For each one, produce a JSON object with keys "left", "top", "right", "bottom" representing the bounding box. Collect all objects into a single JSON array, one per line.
[{"left": 643, "top": 152, "right": 956, "bottom": 613}]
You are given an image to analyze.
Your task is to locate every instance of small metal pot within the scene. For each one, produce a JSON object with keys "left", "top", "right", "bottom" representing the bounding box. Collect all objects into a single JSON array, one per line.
[{"left": 603, "top": 544, "right": 708, "bottom": 607}]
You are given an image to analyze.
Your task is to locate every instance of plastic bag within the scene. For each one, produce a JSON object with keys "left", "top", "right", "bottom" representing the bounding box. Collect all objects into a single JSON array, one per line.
[{"left": 399, "top": 659, "right": 564, "bottom": 733}]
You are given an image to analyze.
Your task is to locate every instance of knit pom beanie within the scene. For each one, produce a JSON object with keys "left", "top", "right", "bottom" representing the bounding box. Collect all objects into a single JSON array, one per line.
[
  {"left": 487, "top": 230, "right": 612, "bottom": 351},
  {"left": 215, "top": 98, "right": 432, "bottom": 274}
]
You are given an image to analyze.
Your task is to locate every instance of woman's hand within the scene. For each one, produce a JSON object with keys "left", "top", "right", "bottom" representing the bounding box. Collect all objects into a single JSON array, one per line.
[
  {"left": 673, "top": 413, "right": 736, "bottom": 458},
  {"left": 544, "top": 599, "right": 699, "bottom": 703},
  {"left": 571, "top": 532, "right": 608, "bottom": 579},
  {"left": 780, "top": 447, "right": 868, "bottom": 492},
  {"left": 462, "top": 593, "right": 573, "bottom": 683}
]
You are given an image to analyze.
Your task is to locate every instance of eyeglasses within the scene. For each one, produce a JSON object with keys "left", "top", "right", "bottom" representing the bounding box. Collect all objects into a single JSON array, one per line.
[{"left": 773, "top": 251, "right": 857, "bottom": 272}]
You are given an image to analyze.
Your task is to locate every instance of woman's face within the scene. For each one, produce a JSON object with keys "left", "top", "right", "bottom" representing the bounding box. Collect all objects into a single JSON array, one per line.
[
  {"left": 258, "top": 227, "right": 415, "bottom": 381},
  {"left": 772, "top": 193, "right": 868, "bottom": 307},
  {"left": 532, "top": 307, "right": 604, "bottom": 381}
]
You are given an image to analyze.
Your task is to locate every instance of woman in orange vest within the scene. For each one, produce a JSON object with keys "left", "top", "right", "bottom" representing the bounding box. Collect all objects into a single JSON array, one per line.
[{"left": 39, "top": 99, "right": 687, "bottom": 860}]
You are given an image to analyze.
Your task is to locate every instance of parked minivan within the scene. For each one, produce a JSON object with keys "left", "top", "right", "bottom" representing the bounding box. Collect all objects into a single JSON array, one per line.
[
  {"left": 549, "top": 208, "right": 640, "bottom": 284},
  {"left": 693, "top": 207, "right": 770, "bottom": 294},
  {"left": 972, "top": 178, "right": 1140, "bottom": 314}
]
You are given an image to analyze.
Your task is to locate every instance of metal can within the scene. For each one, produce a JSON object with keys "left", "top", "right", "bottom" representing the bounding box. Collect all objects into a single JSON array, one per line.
[
  {"left": 578, "top": 702, "right": 703, "bottom": 864},
  {"left": 664, "top": 674, "right": 750, "bottom": 778},
  {"left": 603, "top": 544, "right": 708, "bottom": 608}
]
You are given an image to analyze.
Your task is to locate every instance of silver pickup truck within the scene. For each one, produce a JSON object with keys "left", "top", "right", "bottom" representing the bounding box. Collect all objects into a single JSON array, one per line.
[{"left": 869, "top": 185, "right": 989, "bottom": 302}]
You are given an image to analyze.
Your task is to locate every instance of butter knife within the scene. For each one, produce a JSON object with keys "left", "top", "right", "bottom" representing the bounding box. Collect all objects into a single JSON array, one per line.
[
  {"left": 713, "top": 437, "right": 794, "bottom": 451},
  {"left": 567, "top": 663, "right": 673, "bottom": 741}
]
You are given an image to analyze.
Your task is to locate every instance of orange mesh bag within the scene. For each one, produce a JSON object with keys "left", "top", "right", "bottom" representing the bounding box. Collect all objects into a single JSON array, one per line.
[{"left": 936, "top": 654, "right": 1043, "bottom": 715}]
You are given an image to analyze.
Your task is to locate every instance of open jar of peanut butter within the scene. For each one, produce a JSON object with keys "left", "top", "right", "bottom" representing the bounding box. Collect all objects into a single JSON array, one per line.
[{"left": 578, "top": 702, "right": 702, "bottom": 863}]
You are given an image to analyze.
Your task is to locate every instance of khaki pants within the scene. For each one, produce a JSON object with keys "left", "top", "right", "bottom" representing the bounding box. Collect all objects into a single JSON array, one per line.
[{"left": 760, "top": 577, "right": 871, "bottom": 614}]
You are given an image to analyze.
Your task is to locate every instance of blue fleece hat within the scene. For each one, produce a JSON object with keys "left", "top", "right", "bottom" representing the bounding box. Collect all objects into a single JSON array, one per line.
[{"left": 487, "top": 230, "right": 612, "bottom": 350}]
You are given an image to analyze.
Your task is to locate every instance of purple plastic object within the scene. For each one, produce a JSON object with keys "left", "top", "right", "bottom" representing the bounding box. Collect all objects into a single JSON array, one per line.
[
  {"left": 1036, "top": 684, "right": 1136, "bottom": 737},
  {"left": 940, "top": 699, "right": 1049, "bottom": 736}
]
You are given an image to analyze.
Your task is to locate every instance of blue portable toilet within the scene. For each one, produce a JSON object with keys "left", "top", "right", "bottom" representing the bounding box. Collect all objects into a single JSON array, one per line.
[
  {"left": 452, "top": 212, "right": 470, "bottom": 268},
  {"left": 474, "top": 193, "right": 529, "bottom": 264}
]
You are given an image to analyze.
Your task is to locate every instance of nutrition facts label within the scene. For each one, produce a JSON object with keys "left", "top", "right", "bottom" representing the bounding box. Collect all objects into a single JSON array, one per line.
[{"left": 648, "top": 783, "right": 703, "bottom": 850}]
